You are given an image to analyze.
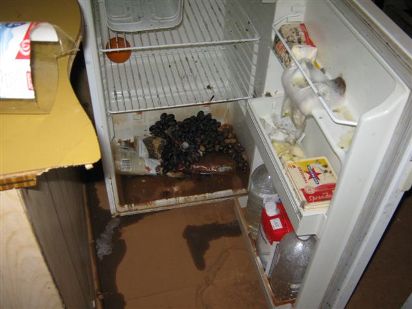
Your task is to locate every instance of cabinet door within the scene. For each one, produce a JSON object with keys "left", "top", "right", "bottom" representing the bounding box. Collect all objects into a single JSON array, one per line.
[{"left": 22, "top": 168, "right": 96, "bottom": 309}]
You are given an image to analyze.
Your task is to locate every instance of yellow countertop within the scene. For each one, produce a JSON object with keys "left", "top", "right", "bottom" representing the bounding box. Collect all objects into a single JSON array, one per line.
[{"left": 0, "top": 0, "right": 101, "bottom": 189}]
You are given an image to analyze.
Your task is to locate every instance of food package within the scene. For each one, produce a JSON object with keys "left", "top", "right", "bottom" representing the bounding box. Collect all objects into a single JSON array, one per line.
[
  {"left": 274, "top": 23, "right": 317, "bottom": 68},
  {"left": 112, "top": 137, "right": 160, "bottom": 175},
  {"left": 189, "top": 153, "right": 235, "bottom": 175},
  {"left": 286, "top": 157, "right": 337, "bottom": 209},
  {"left": 143, "top": 136, "right": 166, "bottom": 159},
  {"left": 0, "top": 22, "right": 37, "bottom": 100},
  {"left": 272, "top": 141, "right": 305, "bottom": 164}
]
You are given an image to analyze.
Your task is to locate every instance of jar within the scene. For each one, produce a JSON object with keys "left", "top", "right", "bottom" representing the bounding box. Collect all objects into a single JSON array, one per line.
[
  {"left": 269, "top": 232, "right": 316, "bottom": 302},
  {"left": 245, "top": 164, "right": 276, "bottom": 239}
]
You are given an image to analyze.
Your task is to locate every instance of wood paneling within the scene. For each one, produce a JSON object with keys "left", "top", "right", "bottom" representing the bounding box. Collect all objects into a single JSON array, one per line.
[
  {"left": 0, "top": 189, "right": 63, "bottom": 309},
  {"left": 21, "top": 168, "right": 95, "bottom": 309}
]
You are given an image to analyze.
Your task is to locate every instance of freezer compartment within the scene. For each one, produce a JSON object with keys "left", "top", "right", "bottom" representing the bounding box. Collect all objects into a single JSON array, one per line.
[
  {"left": 101, "top": 44, "right": 257, "bottom": 113},
  {"left": 111, "top": 102, "right": 255, "bottom": 214},
  {"left": 247, "top": 96, "right": 340, "bottom": 236}
]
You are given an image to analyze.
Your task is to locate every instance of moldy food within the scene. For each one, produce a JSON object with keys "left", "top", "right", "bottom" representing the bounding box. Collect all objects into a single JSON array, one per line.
[{"left": 148, "top": 111, "right": 249, "bottom": 174}]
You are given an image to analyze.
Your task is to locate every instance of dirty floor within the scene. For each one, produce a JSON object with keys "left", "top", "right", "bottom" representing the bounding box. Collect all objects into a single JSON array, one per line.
[
  {"left": 85, "top": 166, "right": 412, "bottom": 309},
  {"left": 87, "top": 177, "right": 267, "bottom": 309}
]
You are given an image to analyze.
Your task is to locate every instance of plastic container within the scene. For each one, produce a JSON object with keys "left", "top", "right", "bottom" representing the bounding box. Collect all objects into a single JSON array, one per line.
[
  {"left": 257, "top": 201, "right": 293, "bottom": 273},
  {"left": 112, "top": 138, "right": 160, "bottom": 175},
  {"left": 103, "top": 0, "right": 184, "bottom": 32},
  {"left": 245, "top": 164, "right": 277, "bottom": 239},
  {"left": 269, "top": 232, "right": 316, "bottom": 302}
]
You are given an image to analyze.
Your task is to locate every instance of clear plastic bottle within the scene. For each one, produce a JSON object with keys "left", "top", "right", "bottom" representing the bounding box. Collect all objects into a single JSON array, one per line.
[
  {"left": 269, "top": 232, "right": 316, "bottom": 302},
  {"left": 245, "top": 164, "right": 277, "bottom": 239}
]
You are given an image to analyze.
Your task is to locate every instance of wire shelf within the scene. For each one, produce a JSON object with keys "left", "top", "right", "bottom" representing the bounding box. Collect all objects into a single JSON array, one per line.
[
  {"left": 102, "top": 44, "right": 257, "bottom": 113},
  {"left": 97, "top": 0, "right": 260, "bottom": 52},
  {"left": 94, "top": 0, "right": 260, "bottom": 113}
]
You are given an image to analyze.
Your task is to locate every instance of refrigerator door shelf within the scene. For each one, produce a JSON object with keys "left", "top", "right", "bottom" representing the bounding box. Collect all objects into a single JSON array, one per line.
[{"left": 246, "top": 96, "right": 337, "bottom": 236}]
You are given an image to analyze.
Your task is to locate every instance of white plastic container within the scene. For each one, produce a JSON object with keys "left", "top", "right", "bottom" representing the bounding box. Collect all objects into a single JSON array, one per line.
[{"left": 103, "top": 0, "right": 184, "bottom": 32}]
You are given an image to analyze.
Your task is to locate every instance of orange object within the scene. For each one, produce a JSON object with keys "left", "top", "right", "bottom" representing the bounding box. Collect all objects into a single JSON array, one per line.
[{"left": 105, "top": 37, "right": 131, "bottom": 63}]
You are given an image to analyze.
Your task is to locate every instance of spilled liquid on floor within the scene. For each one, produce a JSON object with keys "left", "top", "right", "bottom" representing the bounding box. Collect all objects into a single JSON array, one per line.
[{"left": 182, "top": 221, "right": 241, "bottom": 270}]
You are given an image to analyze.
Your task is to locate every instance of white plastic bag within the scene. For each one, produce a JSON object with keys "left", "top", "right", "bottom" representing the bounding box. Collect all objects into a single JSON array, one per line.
[{"left": 281, "top": 60, "right": 346, "bottom": 134}]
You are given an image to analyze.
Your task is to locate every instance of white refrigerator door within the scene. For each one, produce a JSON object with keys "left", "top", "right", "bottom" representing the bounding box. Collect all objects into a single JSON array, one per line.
[{"left": 294, "top": 1, "right": 412, "bottom": 308}]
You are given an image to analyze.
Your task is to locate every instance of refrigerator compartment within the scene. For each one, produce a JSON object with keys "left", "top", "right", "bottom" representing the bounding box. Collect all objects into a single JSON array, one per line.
[
  {"left": 103, "top": 0, "right": 183, "bottom": 32},
  {"left": 96, "top": 0, "right": 259, "bottom": 51},
  {"left": 111, "top": 102, "right": 252, "bottom": 214},
  {"left": 101, "top": 44, "right": 257, "bottom": 113},
  {"left": 247, "top": 96, "right": 341, "bottom": 236}
]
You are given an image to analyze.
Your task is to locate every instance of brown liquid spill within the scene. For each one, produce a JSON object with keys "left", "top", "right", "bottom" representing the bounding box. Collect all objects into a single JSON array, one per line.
[
  {"left": 183, "top": 220, "right": 241, "bottom": 270},
  {"left": 86, "top": 180, "right": 158, "bottom": 309},
  {"left": 85, "top": 162, "right": 251, "bottom": 308},
  {"left": 120, "top": 168, "right": 249, "bottom": 205}
]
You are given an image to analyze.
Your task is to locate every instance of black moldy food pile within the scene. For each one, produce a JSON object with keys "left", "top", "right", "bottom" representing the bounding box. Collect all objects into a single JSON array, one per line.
[{"left": 146, "top": 111, "right": 249, "bottom": 175}]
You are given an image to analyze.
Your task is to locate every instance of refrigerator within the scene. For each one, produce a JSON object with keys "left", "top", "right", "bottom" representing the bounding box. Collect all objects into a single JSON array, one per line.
[{"left": 77, "top": 0, "right": 412, "bottom": 307}]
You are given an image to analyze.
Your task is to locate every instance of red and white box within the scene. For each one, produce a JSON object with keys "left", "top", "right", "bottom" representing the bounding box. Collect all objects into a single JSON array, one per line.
[
  {"left": 0, "top": 22, "right": 37, "bottom": 99},
  {"left": 257, "top": 197, "right": 294, "bottom": 274},
  {"left": 286, "top": 156, "right": 337, "bottom": 210},
  {"left": 0, "top": 22, "right": 58, "bottom": 101}
]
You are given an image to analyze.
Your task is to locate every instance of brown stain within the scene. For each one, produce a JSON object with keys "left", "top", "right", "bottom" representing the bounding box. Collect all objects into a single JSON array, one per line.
[
  {"left": 94, "top": 211, "right": 158, "bottom": 309},
  {"left": 119, "top": 167, "right": 249, "bottom": 205},
  {"left": 85, "top": 172, "right": 159, "bottom": 309},
  {"left": 182, "top": 220, "right": 241, "bottom": 270}
]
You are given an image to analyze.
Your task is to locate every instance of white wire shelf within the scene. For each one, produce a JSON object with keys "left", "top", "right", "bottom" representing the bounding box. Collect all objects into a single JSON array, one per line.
[
  {"left": 96, "top": 0, "right": 260, "bottom": 52},
  {"left": 101, "top": 44, "right": 257, "bottom": 113}
]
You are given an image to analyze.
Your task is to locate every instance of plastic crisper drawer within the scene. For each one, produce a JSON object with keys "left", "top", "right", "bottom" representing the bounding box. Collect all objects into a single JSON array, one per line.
[
  {"left": 246, "top": 96, "right": 331, "bottom": 236},
  {"left": 103, "top": 0, "right": 183, "bottom": 32}
]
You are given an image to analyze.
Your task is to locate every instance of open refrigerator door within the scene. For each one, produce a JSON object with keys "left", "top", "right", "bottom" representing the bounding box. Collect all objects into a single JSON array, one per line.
[
  {"left": 78, "top": 0, "right": 412, "bottom": 307},
  {"left": 245, "top": 0, "right": 412, "bottom": 307}
]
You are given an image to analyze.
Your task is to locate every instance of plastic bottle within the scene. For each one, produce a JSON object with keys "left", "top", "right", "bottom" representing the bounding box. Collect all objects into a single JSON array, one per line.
[
  {"left": 269, "top": 232, "right": 316, "bottom": 302},
  {"left": 245, "top": 164, "right": 277, "bottom": 239}
]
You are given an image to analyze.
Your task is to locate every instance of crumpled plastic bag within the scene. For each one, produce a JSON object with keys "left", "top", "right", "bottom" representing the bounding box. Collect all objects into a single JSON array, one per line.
[
  {"left": 95, "top": 217, "right": 121, "bottom": 260},
  {"left": 281, "top": 59, "right": 346, "bottom": 137}
]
